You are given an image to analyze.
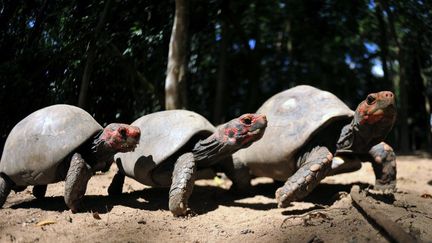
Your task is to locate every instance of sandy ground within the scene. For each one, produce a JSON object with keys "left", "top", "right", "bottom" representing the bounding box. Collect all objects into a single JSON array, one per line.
[{"left": 1, "top": 155, "right": 432, "bottom": 243}]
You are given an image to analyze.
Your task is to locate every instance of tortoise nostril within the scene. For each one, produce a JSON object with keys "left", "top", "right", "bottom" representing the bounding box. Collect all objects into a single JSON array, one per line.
[{"left": 382, "top": 91, "right": 394, "bottom": 98}]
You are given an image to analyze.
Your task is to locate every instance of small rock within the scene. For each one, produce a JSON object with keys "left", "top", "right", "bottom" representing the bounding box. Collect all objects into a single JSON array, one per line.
[
  {"left": 36, "top": 220, "right": 56, "bottom": 226},
  {"left": 240, "top": 229, "right": 254, "bottom": 234},
  {"left": 137, "top": 220, "right": 146, "bottom": 224},
  {"left": 92, "top": 212, "right": 102, "bottom": 220},
  {"left": 307, "top": 234, "right": 323, "bottom": 243},
  {"left": 6, "top": 234, "right": 16, "bottom": 241},
  {"left": 25, "top": 217, "right": 36, "bottom": 223}
]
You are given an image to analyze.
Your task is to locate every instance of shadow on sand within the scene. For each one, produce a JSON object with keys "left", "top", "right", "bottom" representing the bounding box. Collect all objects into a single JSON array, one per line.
[{"left": 10, "top": 180, "right": 372, "bottom": 215}]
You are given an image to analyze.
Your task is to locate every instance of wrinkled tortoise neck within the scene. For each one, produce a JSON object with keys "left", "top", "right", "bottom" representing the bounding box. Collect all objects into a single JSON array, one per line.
[
  {"left": 192, "top": 134, "right": 233, "bottom": 164},
  {"left": 335, "top": 119, "right": 361, "bottom": 153},
  {"left": 335, "top": 116, "right": 389, "bottom": 154},
  {"left": 88, "top": 131, "right": 117, "bottom": 171}
]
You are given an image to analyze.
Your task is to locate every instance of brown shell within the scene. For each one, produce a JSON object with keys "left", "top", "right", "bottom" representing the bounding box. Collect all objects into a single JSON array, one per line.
[
  {"left": 115, "top": 110, "right": 215, "bottom": 186},
  {"left": 0, "top": 104, "right": 102, "bottom": 185},
  {"left": 234, "top": 85, "right": 354, "bottom": 180}
]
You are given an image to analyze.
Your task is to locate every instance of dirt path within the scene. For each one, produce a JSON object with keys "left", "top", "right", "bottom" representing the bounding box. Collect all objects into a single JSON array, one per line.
[{"left": 1, "top": 155, "right": 432, "bottom": 242}]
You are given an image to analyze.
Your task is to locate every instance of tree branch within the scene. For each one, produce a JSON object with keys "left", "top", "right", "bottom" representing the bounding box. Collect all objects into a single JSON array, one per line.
[
  {"left": 78, "top": 0, "right": 113, "bottom": 109},
  {"left": 165, "top": 0, "right": 189, "bottom": 110},
  {"left": 350, "top": 186, "right": 417, "bottom": 243}
]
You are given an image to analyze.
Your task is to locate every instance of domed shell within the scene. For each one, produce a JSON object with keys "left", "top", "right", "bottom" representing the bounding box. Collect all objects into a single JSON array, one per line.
[
  {"left": 0, "top": 104, "right": 102, "bottom": 185},
  {"left": 116, "top": 110, "right": 215, "bottom": 186},
  {"left": 234, "top": 85, "right": 354, "bottom": 180}
]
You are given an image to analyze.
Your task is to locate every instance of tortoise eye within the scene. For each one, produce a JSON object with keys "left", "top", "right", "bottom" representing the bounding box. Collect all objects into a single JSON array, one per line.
[
  {"left": 228, "top": 130, "right": 235, "bottom": 138},
  {"left": 366, "top": 95, "right": 376, "bottom": 105},
  {"left": 119, "top": 128, "right": 127, "bottom": 138},
  {"left": 242, "top": 117, "right": 252, "bottom": 125}
]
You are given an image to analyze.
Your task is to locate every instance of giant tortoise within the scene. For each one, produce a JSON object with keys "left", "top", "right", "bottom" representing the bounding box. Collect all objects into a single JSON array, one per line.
[
  {"left": 226, "top": 85, "right": 396, "bottom": 207},
  {"left": 108, "top": 110, "right": 267, "bottom": 216},
  {"left": 0, "top": 104, "right": 140, "bottom": 212}
]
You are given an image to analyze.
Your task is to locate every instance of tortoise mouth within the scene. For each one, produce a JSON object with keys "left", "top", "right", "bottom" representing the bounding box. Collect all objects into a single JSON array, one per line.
[
  {"left": 239, "top": 126, "right": 266, "bottom": 147},
  {"left": 250, "top": 121, "right": 267, "bottom": 136},
  {"left": 116, "top": 137, "right": 139, "bottom": 152},
  {"left": 248, "top": 128, "right": 264, "bottom": 135}
]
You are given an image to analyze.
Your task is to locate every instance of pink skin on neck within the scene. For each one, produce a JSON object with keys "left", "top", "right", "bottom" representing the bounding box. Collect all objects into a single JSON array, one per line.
[
  {"left": 356, "top": 91, "right": 396, "bottom": 126},
  {"left": 220, "top": 114, "right": 267, "bottom": 146},
  {"left": 100, "top": 125, "right": 140, "bottom": 152}
]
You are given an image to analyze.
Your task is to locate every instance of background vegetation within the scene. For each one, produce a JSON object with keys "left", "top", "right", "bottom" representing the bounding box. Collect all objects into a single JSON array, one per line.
[{"left": 1, "top": 0, "right": 432, "bottom": 153}]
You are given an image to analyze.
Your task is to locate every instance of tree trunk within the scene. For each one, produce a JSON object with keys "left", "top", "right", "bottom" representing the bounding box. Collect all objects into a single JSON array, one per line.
[
  {"left": 419, "top": 69, "right": 432, "bottom": 152},
  {"left": 380, "top": 0, "right": 410, "bottom": 152},
  {"left": 78, "top": 0, "right": 112, "bottom": 109},
  {"left": 413, "top": 42, "right": 432, "bottom": 151},
  {"left": 108, "top": 43, "right": 157, "bottom": 100},
  {"left": 374, "top": 1, "right": 390, "bottom": 86},
  {"left": 165, "top": 0, "right": 189, "bottom": 110},
  {"left": 213, "top": 1, "right": 230, "bottom": 123},
  {"left": 246, "top": 3, "right": 262, "bottom": 112},
  {"left": 395, "top": 48, "right": 410, "bottom": 152}
]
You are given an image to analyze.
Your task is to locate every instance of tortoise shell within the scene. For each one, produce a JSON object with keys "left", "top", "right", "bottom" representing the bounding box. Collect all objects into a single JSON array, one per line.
[
  {"left": 234, "top": 85, "right": 354, "bottom": 180},
  {"left": 115, "top": 110, "right": 215, "bottom": 186},
  {"left": 0, "top": 104, "right": 102, "bottom": 185}
]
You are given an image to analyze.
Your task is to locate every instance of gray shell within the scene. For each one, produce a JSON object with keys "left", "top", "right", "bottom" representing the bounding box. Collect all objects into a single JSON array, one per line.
[
  {"left": 234, "top": 85, "right": 354, "bottom": 180},
  {"left": 115, "top": 110, "right": 215, "bottom": 186},
  {"left": 0, "top": 104, "right": 102, "bottom": 186}
]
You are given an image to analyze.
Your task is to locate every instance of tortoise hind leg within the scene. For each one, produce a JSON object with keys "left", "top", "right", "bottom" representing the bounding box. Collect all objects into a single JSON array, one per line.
[
  {"left": 0, "top": 173, "right": 13, "bottom": 208},
  {"left": 218, "top": 156, "right": 252, "bottom": 194},
  {"left": 33, "top": 185, "right": 47, "bottom": 199},
  {"left": 64, "top": 153, "right": 93, "bottom": 213},
  {"left": 169, "top": 152, "right": 196, "bottom": 217},
  {"left": 276, "top": 146, "right": 333, "bottom": 208},
  {"left": 108, "top": 171, "right": 125, "bottom": 196},
  {"left": 12, "top": 185, "right": 27, "bottom": 192},
  {"left": 107, "top": 158, "right": 125, "bottom": 196},
  {"left": 368, "top": 142, "right": 396, "bottom": 191}
]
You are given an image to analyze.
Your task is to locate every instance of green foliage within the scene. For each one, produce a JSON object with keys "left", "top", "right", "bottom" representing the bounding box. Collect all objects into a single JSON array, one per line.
[{"left": 1, "top": 0, "right": 431, "bottom": 151}]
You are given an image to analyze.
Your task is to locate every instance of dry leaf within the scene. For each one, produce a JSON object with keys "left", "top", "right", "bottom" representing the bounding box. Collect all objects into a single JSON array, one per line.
[
  {"left": 35, "top": 220, "right": 56, "bottom": 226},
  {"left": 92, "top": 211, "right": 102, "bottom": 220},
  {"left": 213, "top": 176, "right": 224, "bottom": 187}
]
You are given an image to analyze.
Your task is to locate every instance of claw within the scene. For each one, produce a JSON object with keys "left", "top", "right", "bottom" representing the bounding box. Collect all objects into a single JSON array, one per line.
[
  {"left": 169, "top": 195, "right": 188, "bottom": 217},
  {"left": 374, "top": 181, "right": 396, "bottom": 193},
  {"left": 275, "top": 187, "right": 295, "bottom": 208}
]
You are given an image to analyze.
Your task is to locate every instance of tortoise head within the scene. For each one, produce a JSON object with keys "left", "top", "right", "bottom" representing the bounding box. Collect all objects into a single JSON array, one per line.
[
  {"left": 99, "top": 123, "right": 141, "bottom": 153},
  {"left": 354, "top": 91, "right": 396, "bottom": 140},
  {"left": 355, "top": 91, "right": 396, "bottom": 126},
  {"left": 216, "top": 113, "right": 267, "bottom": 148},
  {"left": 192, "top": 113, "right": 267, "bottom": 162}
]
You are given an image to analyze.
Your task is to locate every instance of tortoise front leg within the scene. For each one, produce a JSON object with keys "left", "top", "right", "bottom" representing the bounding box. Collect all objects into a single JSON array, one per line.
[
  {"left": 107, "top": 171, "right": 125, "bottom": 196},
  {"left": 64, "top": 153, "right": 93, "bottom": 213},
  {"left": 276, "top": 146, "right": 333, "bottom": 208},
  {"left": 218, "top": 156, "right": 252, "bottom": 193},
  {"left": 107, "top": 159, "right": 126, "bottom": 196},
  {"left": 0, "top": 173, "right": 13, "bottom": 208},
  {"left": 33, "top": 185, "right": 47, "bottom": 199},
  {"left": 12, "top": 186, "right": 27, "bottom": 192},
  {"left": 169, "top": 152, "right": 196, "bottom": 217},
  {"left": 368, "top": 142, "right": 397, "bottom": 191}
]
